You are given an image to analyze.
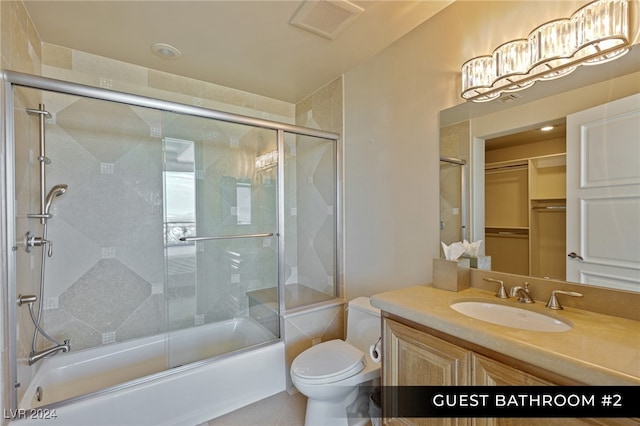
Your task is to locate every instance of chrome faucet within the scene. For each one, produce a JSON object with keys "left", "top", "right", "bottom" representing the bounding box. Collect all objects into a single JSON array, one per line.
[
  {"left": 483, "top": 277, "right": 508, "bottom": 299},
  {"left": 29, "top": 339, "right": 70, "bottom": 365},
  {"left": 510, "top": 282, "right": 534, "bottom": 304}
]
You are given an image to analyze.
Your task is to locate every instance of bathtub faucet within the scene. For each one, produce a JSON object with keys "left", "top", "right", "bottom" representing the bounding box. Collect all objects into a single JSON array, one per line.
[{"left": 29, "top": 339, "right": 70, "bottom": 365}]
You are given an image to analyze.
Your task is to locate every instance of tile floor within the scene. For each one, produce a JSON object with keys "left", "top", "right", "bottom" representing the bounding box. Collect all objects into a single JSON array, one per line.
[
  {"left": 202, "top": 390, "right": 376, "bottom": 426},
  {"left": 202, "top": 390, "right": 307, "bottom": 426}
]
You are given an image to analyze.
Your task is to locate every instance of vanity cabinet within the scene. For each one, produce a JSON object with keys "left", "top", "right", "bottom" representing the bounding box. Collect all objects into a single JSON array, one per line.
[
  {"left": 383, "top": 316, "right": 471, "bottom": 388},
  {"left": 382, "top": 316, "right": 633, "bottom": 426},
  {"left": 382, "top": 317, "right": 557, "bottom": 389}
]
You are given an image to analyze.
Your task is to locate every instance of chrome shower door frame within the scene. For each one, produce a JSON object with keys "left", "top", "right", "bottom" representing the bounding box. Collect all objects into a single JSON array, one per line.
[{"left": 1, "top": 70, "right": 342, "bottom": 411}]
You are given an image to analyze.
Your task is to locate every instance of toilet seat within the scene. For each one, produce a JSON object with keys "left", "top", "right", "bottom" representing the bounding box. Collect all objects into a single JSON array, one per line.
[{"left": 291, "top": 340, "right": 365, "bottom": 385}]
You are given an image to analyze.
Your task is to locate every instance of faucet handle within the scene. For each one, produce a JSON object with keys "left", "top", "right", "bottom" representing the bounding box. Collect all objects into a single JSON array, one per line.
[
  {"left": 545, "top": 290, "right": 583, "bottom": 310},
  {"left": 484, "top": 277, "right": 508, "bottom": 299}
]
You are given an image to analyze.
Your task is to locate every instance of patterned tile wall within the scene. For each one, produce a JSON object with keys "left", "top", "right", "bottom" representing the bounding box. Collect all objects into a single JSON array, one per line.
[
  {"left": 31, "top": 84, "right": 342, "bottom": 356},
  {"left": 293, "top": 77, "right": 343, "bottom": 298},
  {"left": 33, "top": 94, "right": 282, "bottom": 351}
]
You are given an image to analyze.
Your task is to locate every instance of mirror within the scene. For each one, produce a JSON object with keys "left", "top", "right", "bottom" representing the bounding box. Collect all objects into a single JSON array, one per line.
[{"left": 439, "top": 44, "right": 640, "bottom": 290}]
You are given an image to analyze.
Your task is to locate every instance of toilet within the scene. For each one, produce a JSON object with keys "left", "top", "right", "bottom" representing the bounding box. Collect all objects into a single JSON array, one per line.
[{"left": 291, "top": 297, "right": 381, "bottom": 426}]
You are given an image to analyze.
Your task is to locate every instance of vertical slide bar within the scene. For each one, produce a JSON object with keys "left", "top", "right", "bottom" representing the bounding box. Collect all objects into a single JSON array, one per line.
[{"left": 26, "top": 104, "right": 50, "bottom": 224}]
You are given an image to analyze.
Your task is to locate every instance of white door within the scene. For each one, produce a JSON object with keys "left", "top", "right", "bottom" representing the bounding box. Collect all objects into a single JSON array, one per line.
[{"left": 566, "top": 93, "right": 640, "bottom": 291}]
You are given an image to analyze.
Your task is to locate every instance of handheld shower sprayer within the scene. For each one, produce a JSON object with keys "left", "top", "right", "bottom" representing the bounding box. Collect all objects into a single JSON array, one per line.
[
  {"left": 25, "top": 184, "right": 68, "bottom": 254},
  {"left": 44, "top": 184, "right": 68, "bottom": 216}
]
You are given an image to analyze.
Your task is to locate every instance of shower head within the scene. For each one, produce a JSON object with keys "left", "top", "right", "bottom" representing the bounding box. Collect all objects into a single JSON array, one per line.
[{"left": 44, "top": 184, "right": 68, "bottom": 215}]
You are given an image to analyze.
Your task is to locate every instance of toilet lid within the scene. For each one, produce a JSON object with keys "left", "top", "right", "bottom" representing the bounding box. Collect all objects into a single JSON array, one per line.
[{"left": 292, "top": 340, "right": 365, "bottom": 383}]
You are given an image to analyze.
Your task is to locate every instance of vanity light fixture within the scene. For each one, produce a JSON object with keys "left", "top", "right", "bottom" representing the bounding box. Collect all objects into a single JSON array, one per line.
[
  {"left": 461, "top": 0, "right": 630, "bottom": 102},
  {"left": 255, "top": 150, "right": 278, "bottom": 171}
]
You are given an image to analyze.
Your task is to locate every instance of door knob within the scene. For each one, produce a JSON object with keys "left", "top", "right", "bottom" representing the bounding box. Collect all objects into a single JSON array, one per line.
[{"left": 567, "top": 252, "right": 584, "bottom": 261}]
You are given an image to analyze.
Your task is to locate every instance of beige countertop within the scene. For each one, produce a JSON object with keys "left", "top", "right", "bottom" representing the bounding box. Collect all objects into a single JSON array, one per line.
[{"left": 371, "top": 284, "right": 640, "bottom": 385}]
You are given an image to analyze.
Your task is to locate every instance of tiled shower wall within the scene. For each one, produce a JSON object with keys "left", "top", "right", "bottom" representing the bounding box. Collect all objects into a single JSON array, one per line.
[
  {"left": 294, "top": 77, "right": 343, "bottom": 298},
  {"left": 28, "top": 96, "right": 280, "bottom": 350}
]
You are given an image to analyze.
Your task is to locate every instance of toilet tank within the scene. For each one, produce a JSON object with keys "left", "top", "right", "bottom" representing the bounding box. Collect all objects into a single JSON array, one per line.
[{"left": 345, "top": 297, "right": 381, "bottom": 353}]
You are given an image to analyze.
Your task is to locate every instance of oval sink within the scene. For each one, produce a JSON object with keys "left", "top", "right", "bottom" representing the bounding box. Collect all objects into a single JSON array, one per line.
[{"left": 450, "top": 301, "right": 571, "bottom": 332}]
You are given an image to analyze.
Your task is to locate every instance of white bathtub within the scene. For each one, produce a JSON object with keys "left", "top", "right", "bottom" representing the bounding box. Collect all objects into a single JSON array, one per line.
[{"left": 14, "top": 317, "right": 285, "bottom": 425}]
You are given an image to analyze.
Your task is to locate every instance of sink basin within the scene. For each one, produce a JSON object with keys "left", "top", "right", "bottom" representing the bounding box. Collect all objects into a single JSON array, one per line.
[{"left": 450, "top": 301, "right": 571, "bottom": 332}]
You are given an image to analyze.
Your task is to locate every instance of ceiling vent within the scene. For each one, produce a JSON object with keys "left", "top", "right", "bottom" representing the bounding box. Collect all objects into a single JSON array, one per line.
[{"left": 290, "top": 0, "right": 364, "bottom": 40}]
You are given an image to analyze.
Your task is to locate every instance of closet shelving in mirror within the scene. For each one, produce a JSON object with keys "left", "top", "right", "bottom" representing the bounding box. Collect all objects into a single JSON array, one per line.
[
  {"left": 485, "top": 159, "right": 530, "bottom": 275},
  {"left": 529, "top": 154, "right": 567, "bottom": 280},
  {"left": 485, "top": 151, "right": 567, "bottom": 279},
  {"left": 529, "top": 154, "right": 566, "bottom": 201}
]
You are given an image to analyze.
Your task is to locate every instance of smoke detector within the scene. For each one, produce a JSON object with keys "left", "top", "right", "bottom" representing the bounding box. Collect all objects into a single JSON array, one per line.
[
  {"left": 290, "top": 0, "right": 364, "bottom": 40},
  {"left": 151, "top": 43, "right": 182, "bottom": 59}
]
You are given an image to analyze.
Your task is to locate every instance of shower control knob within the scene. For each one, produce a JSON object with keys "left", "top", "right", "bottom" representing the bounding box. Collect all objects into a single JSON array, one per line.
[{"left": 25, "top": 232, "right": 53, "bottom": 256}]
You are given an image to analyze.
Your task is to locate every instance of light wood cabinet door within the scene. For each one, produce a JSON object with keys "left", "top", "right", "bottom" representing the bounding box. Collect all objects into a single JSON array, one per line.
[
  {"left": 472, "top": 353, "right": 552, "bottom": 386},
  {"left": 471, "top": 354, "right": 636, "bottom": 426},
  {"left": 383, "top": 318, "right": 471, "bottom": 387},
  {"left": 383, "top": 318, "right": 471, "bottom": 426}
]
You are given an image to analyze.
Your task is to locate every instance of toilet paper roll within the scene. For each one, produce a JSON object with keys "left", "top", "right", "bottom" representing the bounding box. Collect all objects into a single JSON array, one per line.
[{"left": 369, "top": 338, "right": 382, "bottom": 363}]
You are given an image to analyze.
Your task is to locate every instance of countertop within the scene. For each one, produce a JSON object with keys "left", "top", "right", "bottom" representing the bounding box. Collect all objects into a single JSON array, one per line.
[{"left": 371, "top": 284, "right": 640, "bottom": 385}]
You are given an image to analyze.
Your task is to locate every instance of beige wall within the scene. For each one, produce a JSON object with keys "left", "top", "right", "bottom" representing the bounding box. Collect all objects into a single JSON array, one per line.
[{"left": 341, "top": 0, "right": 639, "bottom": 299}]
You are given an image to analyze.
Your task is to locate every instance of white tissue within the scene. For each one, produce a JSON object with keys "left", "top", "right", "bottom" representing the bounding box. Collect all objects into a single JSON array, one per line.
[
  {"left": 462, "top": 239, "right": 483, "bottom": 257},
  {"left": 369, "top": 338, "right": 382, "bottom": 363},
  {"left": 441, "top": 240, "right": 484, "bottom": 260},
  {"left": 441, "top": 241, "right": 465, "bottom": 260}
]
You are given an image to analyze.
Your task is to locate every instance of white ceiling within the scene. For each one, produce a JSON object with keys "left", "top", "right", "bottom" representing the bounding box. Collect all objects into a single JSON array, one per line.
[{"left": 24, "top": 1, "right": 454, "bottom": 103}]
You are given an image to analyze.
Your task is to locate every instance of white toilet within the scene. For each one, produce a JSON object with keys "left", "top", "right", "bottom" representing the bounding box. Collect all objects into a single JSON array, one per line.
[{"left": 291, "top": 297, "right": 381, "bottom": 426}]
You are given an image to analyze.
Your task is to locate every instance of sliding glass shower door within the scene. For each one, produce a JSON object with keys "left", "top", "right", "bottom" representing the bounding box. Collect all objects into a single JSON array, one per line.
[
  {"left": 161, "top": 111, "right": 280, "bottom": 366},
  {"left": 6, "top": 71, "right": 340, "bottom": 411},
  {"left": 9, "top": 85, "right": 280, "bottom": 404}
]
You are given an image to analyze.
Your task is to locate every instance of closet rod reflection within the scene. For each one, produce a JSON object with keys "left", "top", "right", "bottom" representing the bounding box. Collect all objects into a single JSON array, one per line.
[
  {"left": 440, "top": 156, "right": 467, "bottom": 165},
  {"left": 531, "top": 206, "right": 566, "bottom": 210}
]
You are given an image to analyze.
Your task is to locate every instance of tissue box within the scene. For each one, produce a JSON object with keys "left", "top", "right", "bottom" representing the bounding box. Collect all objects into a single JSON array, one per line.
[
  {"left": 461, "top": 255, "right": 491, "bottom": 270},
  {"left": 433, "top": 258, "right": 470, "bottom": 292}
]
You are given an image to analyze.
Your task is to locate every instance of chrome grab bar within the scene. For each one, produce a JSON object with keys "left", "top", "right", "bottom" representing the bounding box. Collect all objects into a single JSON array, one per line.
[{"left": 179, "top": 232, "right": 274, "bottom": 242}]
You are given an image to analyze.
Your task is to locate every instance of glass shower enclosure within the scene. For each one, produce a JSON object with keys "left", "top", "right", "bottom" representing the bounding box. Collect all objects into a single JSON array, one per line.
[{"left": 2, "top": 71, "right": 340, "bottom": 409}]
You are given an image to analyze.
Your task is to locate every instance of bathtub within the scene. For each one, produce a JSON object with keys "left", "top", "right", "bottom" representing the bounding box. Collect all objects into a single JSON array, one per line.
[{"left": 14, "top": 317, "right": 286, "bottom": 425}]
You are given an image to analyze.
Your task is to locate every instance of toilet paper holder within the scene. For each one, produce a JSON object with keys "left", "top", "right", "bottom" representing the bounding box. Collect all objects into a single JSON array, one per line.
[{"left": 369, "top": 337, "right": 382, "bottom": 363}]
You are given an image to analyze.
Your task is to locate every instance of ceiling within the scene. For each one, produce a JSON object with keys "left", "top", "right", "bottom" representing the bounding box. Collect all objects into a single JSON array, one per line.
[
  {"left": 486, "top": 122, "right": 566, "bottom": 150},
  {"left": 24, "top": 1, "right": 454, "bottom": 104}
]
